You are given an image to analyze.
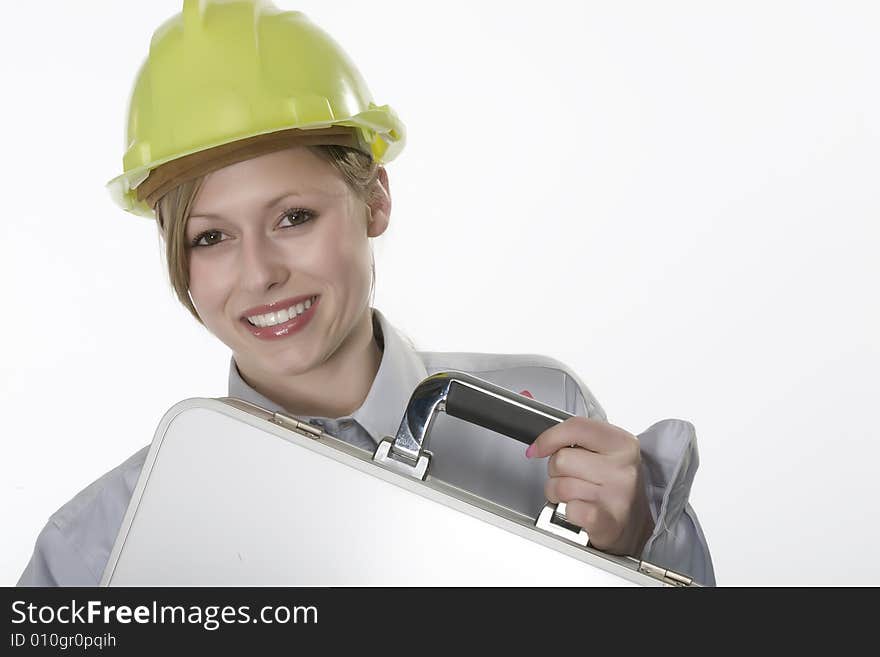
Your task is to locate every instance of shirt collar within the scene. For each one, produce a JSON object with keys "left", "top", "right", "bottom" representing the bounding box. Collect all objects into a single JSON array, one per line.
[{"left": 227, "top": 307, "right": 427, "bottom": 443}]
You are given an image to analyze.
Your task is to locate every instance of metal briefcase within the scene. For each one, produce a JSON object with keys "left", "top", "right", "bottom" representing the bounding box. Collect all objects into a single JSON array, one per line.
[{"left": 100, "top": 371, "right": 697, "bottom": 587}]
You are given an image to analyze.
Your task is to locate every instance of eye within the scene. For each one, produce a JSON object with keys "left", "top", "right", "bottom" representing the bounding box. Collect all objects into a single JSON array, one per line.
[
  {"left": 278, "top": 208, "right": 316, "bottom": 228},
  {"left": 190, "top": 229, "right": 226, "bottom": 248},
  {"left": 188, "top": 208, "right": 315, "bottom": 250}
]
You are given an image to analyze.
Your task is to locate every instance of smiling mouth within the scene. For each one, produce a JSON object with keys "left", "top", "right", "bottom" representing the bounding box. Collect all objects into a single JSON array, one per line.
[{"left": 244, "top": 295, "right": 319, "bottom": 328}]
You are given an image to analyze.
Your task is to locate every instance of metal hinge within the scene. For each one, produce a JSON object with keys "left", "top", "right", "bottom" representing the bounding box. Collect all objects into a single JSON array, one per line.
[
  {"left": 637, "top": 560, "right": 695, "bottom": 587},
  {"left": 271, "top": 412, "right": 324, "bottom": 439}
]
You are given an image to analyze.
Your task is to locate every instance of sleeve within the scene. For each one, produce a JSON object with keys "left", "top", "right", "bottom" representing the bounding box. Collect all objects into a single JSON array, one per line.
[
  {"left": 16, "top": 521, "right": 100, "bottom": 587},
  {"left": 564, "top": 371, "right": 716, "bottom": 586},
  {"left": 636, "top": 419, "right": 716, "bottom": 586}
]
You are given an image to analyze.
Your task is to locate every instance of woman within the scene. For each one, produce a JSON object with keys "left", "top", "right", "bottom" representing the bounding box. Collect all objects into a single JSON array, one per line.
[{"left": 18, "top": 0, "right": 714, "bottom": 586}]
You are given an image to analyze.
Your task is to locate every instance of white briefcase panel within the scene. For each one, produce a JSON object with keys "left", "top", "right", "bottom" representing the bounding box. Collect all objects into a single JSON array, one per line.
[{"left": 101, "top": 372, "right": 697, "bottom": 587}]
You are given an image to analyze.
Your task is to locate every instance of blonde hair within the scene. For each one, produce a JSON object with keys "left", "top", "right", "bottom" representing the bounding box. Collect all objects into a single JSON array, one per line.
[{"left": 155, "top": 145, "right": 381, "bottom": 325}]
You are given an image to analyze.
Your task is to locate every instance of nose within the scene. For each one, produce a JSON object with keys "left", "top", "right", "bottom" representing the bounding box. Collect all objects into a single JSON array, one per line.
[{"left": 237, "top": 230, "right": 289, "bottom": 293}]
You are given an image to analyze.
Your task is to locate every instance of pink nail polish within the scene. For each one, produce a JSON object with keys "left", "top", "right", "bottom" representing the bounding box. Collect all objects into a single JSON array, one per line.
[{"left": 525, "top": 443, "right": 536, "bottom": 458}]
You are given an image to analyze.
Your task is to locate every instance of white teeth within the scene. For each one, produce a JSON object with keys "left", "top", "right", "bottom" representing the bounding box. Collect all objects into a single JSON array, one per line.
[{"left": 246, "top": 296, "right": 316, "bottom": 328}]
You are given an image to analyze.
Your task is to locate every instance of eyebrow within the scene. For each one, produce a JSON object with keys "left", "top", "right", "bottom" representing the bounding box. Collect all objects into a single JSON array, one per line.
[{"left": 188, "top": 190, "right": 310, "bottom": 221}]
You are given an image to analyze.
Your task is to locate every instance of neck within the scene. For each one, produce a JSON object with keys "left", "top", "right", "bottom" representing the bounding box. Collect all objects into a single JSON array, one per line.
[{"left": 235, "top": 307, "right": 382, "bottom": 419}]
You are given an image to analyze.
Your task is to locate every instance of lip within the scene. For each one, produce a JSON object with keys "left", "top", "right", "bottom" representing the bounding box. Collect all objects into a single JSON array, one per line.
[{"left": 240, "top": 295, "right": 320, "bottom": 341}]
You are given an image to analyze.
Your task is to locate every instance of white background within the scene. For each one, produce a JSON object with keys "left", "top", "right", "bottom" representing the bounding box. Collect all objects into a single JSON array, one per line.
[{"left": 1, "top": 0, "right": 877, "bottom": 586}]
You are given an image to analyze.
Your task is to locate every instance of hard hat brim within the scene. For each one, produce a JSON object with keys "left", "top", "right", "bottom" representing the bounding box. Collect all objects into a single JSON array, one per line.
[{"left": 107, "top": 108, "right": 405, "bottom": 220}]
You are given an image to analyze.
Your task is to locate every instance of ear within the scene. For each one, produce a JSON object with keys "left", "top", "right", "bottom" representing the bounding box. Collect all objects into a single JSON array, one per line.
[{"left": 366, "top": 166, "right": 391, "bottom": 238}]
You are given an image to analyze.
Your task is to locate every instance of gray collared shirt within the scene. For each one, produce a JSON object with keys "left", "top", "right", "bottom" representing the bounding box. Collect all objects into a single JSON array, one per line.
[{"left": 17, "top": 308, "right": 715, "bottom": 586}]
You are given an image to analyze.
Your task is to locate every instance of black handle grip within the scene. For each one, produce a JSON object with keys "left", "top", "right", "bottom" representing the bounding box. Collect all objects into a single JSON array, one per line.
[{"left": 444, "top": 378, "right": 573, "bottom": 445}]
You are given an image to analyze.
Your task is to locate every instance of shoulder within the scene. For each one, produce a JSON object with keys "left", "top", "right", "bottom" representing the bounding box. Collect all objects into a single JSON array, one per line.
[
  {"left": 417, "top": 350, "right": 607, "bottom": 420},
  {"left": 23, "top": 445, "right": 150, "bottom": 585},
  {"left": 50, "top": 445, "right": 149, "bottom": 534}
]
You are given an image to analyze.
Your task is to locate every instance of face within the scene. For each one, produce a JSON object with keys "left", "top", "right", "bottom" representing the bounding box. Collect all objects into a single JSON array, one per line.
[{"left": 185, "top": 146, "right": 390, "bottom": 379}]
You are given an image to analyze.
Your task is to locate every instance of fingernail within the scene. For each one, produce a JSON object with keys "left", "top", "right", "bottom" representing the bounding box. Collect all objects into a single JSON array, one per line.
[{"left": 525, "top": 443, "right": 536, "bottom": 459}]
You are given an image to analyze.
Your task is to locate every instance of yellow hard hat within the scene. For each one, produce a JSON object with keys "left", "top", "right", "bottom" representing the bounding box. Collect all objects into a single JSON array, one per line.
[{"left": 107, "top": 0, "right": 406, "bottom": 219}]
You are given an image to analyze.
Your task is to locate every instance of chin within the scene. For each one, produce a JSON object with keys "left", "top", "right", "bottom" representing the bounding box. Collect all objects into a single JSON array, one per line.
[{"left": 262, "top": 350, "right": 320, "bottom": 377}]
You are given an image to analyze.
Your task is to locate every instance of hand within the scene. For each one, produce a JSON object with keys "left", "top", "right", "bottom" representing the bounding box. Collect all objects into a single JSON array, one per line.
[{"left": 526, "top": 416, "right": 655, "bottom": 556}]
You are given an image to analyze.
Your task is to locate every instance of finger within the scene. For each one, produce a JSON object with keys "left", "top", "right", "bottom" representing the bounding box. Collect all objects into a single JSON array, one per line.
[
  {"left": 561, "top": 500, "right": 627, "bottom": 550},
  {"left": 528, "top": 416, "right": 632, "bottom": 458},
  {"left": 547, "top": 447, "right": 607, "bottom": 485},
  {"left": 544, "top": 476, "right": 601, "bottom": 505},
  {"left": 558, "top": 499, "right": 603, "bottom": 533}
]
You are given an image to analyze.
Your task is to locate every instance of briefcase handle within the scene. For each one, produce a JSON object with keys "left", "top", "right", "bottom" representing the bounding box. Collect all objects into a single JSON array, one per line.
[
  {"left": 389, "top": 370, "right": 573, "bottom": 463},
  {"left": 373, "top": 370, "right": 590, "bottom": 546}
]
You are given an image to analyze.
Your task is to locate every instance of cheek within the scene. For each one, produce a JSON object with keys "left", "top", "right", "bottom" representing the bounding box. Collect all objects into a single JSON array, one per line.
[
  {"left": 188, "top": 256, "right": 230, "bottom": 319},
  {"left": 309, "top": 219, "right": 372, "bottom": 287}
]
